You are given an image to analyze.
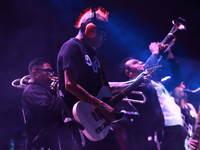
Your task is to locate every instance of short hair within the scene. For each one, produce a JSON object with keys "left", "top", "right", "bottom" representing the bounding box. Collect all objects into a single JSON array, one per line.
[
  {"left": 75, "top": 7, "right": 109, "bottom": 29},
  {"left": 119, "top": 57, "right": 133, "bottom": 80},
  {"left": 28, "top": 57, "right": 50, "bottom": 74}
]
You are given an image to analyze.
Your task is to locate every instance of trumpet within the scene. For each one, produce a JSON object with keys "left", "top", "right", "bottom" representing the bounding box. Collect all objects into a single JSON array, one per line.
[
  {"left": 11, "top": 75, "right": 59, "bottom": 91},
  {"left": 158, "top": 17, "right": 186, "bottom": 62}
]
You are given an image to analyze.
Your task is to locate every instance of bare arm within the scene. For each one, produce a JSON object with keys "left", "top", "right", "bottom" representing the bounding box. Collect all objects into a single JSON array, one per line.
[
  {"left": 109, "top": 78, "right": 137, "bottom": 93},
  {"left": 64, "top": 67, "right": 116, "bottom": 122}
]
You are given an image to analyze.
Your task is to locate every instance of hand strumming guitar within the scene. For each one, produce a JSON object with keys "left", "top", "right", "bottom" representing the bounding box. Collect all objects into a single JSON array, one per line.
[{"left": 96, "top": 100, "right": 116, "bottom": 122}]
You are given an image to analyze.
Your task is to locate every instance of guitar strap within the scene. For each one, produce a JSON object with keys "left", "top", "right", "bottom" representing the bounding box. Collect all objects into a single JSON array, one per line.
[
  {"left": 58, "top": 90, "right": 86, "bottom": 147},
  {"left": 58, "top": 90, "right": 84, "bottom": 130}
]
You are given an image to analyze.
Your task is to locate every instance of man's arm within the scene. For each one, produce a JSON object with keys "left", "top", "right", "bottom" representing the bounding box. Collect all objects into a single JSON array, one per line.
[
  {"left": 24, "top": 88, "right": 62, "bottom": 118},
  {"left": 64, "top": 67, "right": 116, "bottom": 122},
  {"left": 146, "top": 42, "right": 182, "bottom": 92},
  {"left": 144, "top": 54, "right": 160, "bottom": 69},
  {"left": 144, "top": 42, "right": 165, "bottom": 68},
  {"left": 109, "top": 78, "right": 136, "bottom": 93},
  {"left": 109, "top": 73, "right": 152, "bottom": 95},
  {"left": 144, "top": 49, "right": 182, "bottom": 92},
  {"left": 161, "top": 50, "right": 182, "bottom": 92},
  {"left": 110, "top": 42, "right": 163, "bottom": 93}
]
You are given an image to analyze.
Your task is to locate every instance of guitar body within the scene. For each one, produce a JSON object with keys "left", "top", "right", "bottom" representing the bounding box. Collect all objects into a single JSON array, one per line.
[
  {"left": 72, "top": 65, "right": 162, "bottom": 141},
  {"left": 72, "top": 86, "right": 113, "bottom": 141}
]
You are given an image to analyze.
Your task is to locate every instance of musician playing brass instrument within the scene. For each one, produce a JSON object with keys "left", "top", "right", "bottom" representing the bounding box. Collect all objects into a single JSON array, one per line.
[
  {"left": 120, "top": 43, "right": 186, "bottom": 150},
  {"left": 56, "top": 7, "right": 160, "bottom": 150},
  {"left": 21, "top": 57, "right": 74, "bottom": 150}
]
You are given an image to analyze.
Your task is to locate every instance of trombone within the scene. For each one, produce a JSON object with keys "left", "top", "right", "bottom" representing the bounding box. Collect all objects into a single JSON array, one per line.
[
  {"left": 11, "top": 75, "right": 59, "bottom": 91},
  {"left": 123, "top": 90, "right": 146, "bottom": 104},
  {"left": 12, "top": 75, "right": 146, "bottom": 104},
  {"left": 11, "top": 75, "right": 31, "bottom": 89}
]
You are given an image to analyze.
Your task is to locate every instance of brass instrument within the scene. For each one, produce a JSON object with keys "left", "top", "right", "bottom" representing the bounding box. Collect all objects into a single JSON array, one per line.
[
  {"left": 11, "top": 75, "right": 59, "bottom": 91},
  {"left": 158, "top": 17, "right": 186, "bottom": 62},
  {"left": 11, "top": 75, "right": 31, "bottom": 89},
  {"left": 120, "top": 91, "right": 146, "bottom": 117},
  {"left": 122, "top": 90, "right": 146, "bottom": 104},
  {"left": 12, "top": 75, "right": 146, "bottom": 104},
  {"left": 161, "top": 17, "right": 186, "bottom": 52}
]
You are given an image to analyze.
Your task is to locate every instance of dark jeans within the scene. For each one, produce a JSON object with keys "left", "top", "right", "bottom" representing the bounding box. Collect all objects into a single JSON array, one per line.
[
  {"left": 160, "top": 125, "right": 187, "bottom": 150},
  {"left": 131, "top": 130, "right": 159, "bottom": 150},
  {"left": 80, "top": 130, "right": 122, "bottom": 150},
  {"left": 67, "top": 121, "right": 122, "bottom": 150}
]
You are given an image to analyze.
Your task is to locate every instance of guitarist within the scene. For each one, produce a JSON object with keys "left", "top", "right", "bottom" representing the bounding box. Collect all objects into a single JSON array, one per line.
[
  {"left": 57, "top": 6, "right": 162, "bottom": 150},
  {"left": 120, "top": 43, "right": 186, "bottom": 150},
  {"left": 57, "top": 7, "right": 123, "bottom": 150}
]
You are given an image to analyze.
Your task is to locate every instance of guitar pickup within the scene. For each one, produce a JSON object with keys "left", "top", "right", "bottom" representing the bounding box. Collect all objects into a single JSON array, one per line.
[
  {"left": 91, "top": 112, "right": 99, "bottom": 122},
  {"left": 91, "top": 108, "right": 104, "bottom": 122},
  {"left": 95, "top": 108, "right": 104, "bottom": 120},
  {"left": 95, "top": 121, "right": 110, "bottom": 134}
]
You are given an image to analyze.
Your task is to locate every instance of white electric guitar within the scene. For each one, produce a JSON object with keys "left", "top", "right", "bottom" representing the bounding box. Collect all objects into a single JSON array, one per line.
[{"left": 72, "top": 65, "right": 162, "bottom": 141}]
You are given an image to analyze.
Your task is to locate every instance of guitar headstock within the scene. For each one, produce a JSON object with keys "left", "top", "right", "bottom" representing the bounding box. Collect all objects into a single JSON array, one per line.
[{"left": 145, "top": 65, "right": 162, "bottom": 75}]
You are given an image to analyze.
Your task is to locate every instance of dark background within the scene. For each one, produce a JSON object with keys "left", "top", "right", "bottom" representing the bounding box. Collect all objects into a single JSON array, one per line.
[{"left": 1, "top": 0, "right": 200, "bottom": 149}]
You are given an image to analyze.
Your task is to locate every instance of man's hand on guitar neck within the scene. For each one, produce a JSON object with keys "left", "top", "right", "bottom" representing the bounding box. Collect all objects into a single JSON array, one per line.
[
  {"left": 139, "top": 72, "right": 152, "bottom": 87},
  {"left": 143, "top": 74, "right": 152, "bottom": 83}
]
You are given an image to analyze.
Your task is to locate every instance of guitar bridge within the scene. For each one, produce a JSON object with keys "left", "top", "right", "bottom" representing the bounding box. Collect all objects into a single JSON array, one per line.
[{"left": 95, "top": 121, "right": 110, "bottom": 134}]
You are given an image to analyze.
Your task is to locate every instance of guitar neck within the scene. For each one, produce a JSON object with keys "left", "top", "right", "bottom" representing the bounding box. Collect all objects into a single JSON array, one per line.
[{"left": 107, "top": 72, "right": 145, "bottom": 107}]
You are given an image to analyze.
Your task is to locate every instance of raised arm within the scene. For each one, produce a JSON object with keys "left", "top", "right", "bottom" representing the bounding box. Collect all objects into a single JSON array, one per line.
[
  {"left": 144, "top": 42, "right": 167, "bottom": 68},
  {"left": 161, "top": 50, "right": 182, "bottom": 92},
  {"left": 145, "top": 42, "right": 182, "bottom": 92},
  {"left": 110, "top": 42, "right": 165, "bottom": 93}
]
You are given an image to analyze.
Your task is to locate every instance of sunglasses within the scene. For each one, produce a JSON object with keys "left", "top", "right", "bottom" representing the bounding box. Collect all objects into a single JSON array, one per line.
[
  {"left": 97, "top": 27, "right": 108, "bottom": 36},
  {"left": 35, "top": 68, "right": 54, "bottom": 75}
]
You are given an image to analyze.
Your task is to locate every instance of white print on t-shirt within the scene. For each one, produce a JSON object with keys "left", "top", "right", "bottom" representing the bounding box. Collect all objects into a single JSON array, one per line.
[
  {"left": 85, "top": 55, "right": 100, "bottom": 73},
  {"left": 85, "top": 55, "right": 92, "bottom": 66}
]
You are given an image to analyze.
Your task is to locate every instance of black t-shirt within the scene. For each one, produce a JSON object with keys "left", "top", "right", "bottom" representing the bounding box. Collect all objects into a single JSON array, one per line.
[{"left": 57, "top": 38, "right": 109, "bottom": 110}]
